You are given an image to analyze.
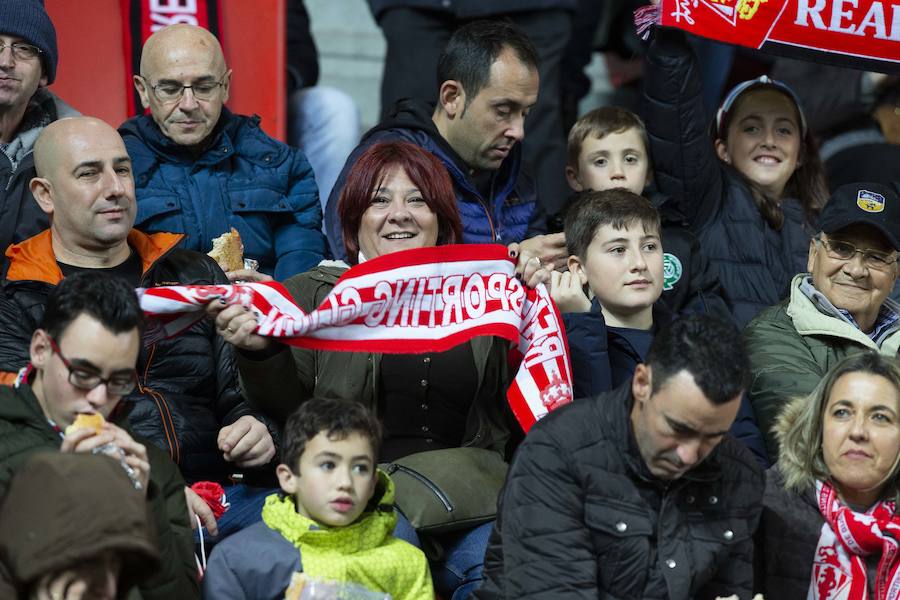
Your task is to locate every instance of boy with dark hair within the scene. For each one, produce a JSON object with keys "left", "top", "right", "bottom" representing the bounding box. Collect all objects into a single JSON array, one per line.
[
  {"left": 204, "top": 397, "right": 433, "bottom": 600},
  {"left": 565, "top": 106, "right": 730, "bottom": 319},
  {"left": 550, "top": 189, "right": 669, "bottom": 397}
]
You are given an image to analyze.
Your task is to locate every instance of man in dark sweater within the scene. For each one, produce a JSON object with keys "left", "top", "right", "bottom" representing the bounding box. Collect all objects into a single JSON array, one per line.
[{"left": 476, "top": 315, "right": 764, "bottom": 599}]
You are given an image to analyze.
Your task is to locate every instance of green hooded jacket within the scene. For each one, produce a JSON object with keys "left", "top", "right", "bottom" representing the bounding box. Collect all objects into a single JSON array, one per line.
[{"left": 745, "top": 274, "right": 900, "bottom": 458}]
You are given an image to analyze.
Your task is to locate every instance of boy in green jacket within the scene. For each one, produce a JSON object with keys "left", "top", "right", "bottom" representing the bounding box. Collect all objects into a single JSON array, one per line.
[{"left": 203, "top": 397, "right": 433, "bottom": 599}]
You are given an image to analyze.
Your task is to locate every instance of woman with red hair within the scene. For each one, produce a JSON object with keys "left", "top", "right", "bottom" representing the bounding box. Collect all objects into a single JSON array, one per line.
[{"left": 211, "top": 140, "right": 512, "bottom": 600}]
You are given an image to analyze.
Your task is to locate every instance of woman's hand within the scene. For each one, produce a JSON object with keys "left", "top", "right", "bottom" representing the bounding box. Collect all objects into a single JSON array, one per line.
[
  {"left": 205, "top": 302, "right": 271, "bottom": 352},
  {"left": 549, "top": 270, "right": 591, "bottom": 313},
  {"left": 508, "top": 233, "right": 568, "bottom": 277}
]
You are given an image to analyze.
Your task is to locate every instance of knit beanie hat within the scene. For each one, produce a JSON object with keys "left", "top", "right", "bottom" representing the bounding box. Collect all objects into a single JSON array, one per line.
[{"left": 0, "top": 0, "right": 58, "bottom": 84}]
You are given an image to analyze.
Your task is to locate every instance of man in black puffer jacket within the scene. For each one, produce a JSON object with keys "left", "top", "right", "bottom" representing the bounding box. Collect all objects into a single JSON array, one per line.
[
  {"left": 475, "top": 315, "right": 763, "bottom": 599},
  {"left": 0, "top": 117, "right": 279, "bottom": 542}
]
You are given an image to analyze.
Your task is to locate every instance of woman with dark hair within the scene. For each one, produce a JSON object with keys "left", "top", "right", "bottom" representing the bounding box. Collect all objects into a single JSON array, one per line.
[
  {"left": 642, "top": 29, "right": 829, "bottom": 327},
  {"left": 209, "top": 140, "right": 512, "bottom": 600},
  {"left": 757, "top": 351, "right": 900, "bottom": 599}
]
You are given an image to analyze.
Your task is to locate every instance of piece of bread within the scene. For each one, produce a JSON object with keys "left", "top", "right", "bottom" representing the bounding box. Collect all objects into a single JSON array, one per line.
[
  {"left": 208, "top": 227, "right": 244, "bottom": 272},
  {"left": 64, "top": 412, "right": 105, "bottom": 436},
  {"left": 283, "top": 572, "right": 306, "bottom": 600}
]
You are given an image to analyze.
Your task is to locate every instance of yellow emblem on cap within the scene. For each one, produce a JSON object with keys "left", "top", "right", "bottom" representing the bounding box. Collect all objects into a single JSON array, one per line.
[{"left": 858, "top": 189, "right": 885, "bottom": 213}]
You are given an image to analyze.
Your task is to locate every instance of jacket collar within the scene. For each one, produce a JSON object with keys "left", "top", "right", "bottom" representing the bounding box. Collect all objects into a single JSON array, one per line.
[
  {"left": 787, "top": 273, "right": 900, "bottom": 353},
  {"left": 4, "top": 229, "right": 184, "bottom": 284},
  {"left": 261, "top": 470, "right": 397, "bottom": 552},
  {"left": 119, "top": 108, "right": 238, "bottom": 168}
]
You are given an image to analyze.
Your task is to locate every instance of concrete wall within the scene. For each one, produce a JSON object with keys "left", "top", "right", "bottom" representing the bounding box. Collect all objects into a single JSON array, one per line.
[{"left": 307, "top": 0, "right": 385, "bottom": 131}]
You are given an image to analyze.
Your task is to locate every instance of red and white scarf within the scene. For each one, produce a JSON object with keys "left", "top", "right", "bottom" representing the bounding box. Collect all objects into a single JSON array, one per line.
[
  {"left": 137, "top": 244, "right": 573, "bottom": 432},
  {"left": 635, "top": 1, "right": 900, "bottom": 74},
  {"left": 812, "top": 480, "right": 900, "bottom": 600}
]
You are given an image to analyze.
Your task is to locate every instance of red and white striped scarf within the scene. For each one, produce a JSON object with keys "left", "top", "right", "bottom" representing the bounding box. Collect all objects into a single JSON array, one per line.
[
  {"left": 812, "top": 480, "right": 900, "bottom": 600},
  {"left": 137, "top": 244, "right": 573, "bottom": 432}
]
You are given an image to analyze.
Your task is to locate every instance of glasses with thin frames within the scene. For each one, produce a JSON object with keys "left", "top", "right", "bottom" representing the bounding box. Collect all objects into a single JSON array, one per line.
[
  {"left": 48, "top": 336, "right": 137, "bottom": 396},
  {"left": 815, "top": 235, "right": 899, "bottom": 271},
  {"left": 142, "top": 75, "right": 228, "bottom": 103},
  {"left": 0, "top": 42, "right": 41, "bottom": 61}
]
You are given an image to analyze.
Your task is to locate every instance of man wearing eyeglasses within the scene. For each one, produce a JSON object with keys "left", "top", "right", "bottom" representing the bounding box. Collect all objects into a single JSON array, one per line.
[
  {"left": 0, "top": 0, "right": 78, "bottom": 268},
  {"left": 0, "top": 116, "right": 279, "bottom": 547},
  {"left": 0, "top": 271, "right": 200, "bottom": 599},
  {"left": 119, "top": 23, "right": 325, "bottom": 282},
  {"left": 745, "top": 182, "right": 900, "bottom": 458}
]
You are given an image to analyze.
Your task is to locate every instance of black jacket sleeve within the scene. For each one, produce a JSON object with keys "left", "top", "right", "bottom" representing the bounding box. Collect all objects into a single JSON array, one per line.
[
  {"left": 642, "top": 28, "right": 726, "bottom": 231},
  {"left": 478, "top": 422, "right": 599, "bottom": 599}
]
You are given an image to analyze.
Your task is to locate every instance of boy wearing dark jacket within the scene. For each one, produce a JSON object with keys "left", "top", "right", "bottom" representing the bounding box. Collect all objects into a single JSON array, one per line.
[
  {"left": 550, "top": 189, "right": 671, "bottom": 398},
  {"left": 565, "top": 106, "right": 730, "bottom": 320}
]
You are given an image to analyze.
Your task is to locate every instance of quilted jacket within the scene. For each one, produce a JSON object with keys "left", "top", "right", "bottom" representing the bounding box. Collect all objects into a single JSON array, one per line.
[
  {"left": 476, "top": 383, "right": 764, "bottom": 599},
  {"left": 0, "top": 229, "right": 276, "bottom": 485},
  {"left": 120, "top": 109, "right": 325, "bottom": 280},
  {"left": 642, "top": 29, "right": 816, "bottom": 327}
]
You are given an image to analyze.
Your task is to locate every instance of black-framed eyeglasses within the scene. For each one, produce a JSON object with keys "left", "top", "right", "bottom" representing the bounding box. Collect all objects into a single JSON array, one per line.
[
  {"left": 0, "top": 42, "right": 41, "bottom": 61},
  {"left": 140, "top": 74, "right": 228, "bottom": 103},
  {"left": 815, "top": 235, "right": 899, "bottom": 271},
  {"left": 48, "top": 336, "right": 137, "bottom": 396}
]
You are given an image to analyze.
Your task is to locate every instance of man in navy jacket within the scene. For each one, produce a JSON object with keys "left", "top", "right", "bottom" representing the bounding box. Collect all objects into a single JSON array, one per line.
[{"left": 120, "top": 24, "right": 325, "bottom": 282}]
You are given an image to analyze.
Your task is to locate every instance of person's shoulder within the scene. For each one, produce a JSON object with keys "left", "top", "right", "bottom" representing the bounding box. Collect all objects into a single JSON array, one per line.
[
  {"left": 376, "top": 535, "right": 428, "bottom": 563},
  {"left": 713, "top": 435, "right": 765, "bottom": 488},
  {"left": 745, "top": 298, "right": 793, "bottom": 333},
  {"left": 525, "top": 389, "right": 623, "bottom": 448},
  {"left": 215, "top": 520, "right": 290, "bottom": 555}
]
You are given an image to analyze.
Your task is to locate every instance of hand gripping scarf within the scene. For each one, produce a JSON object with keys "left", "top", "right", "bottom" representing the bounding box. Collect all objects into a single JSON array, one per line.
[
  {"left": 812, "top": 480, "right": 900, "bottom": 600},
  {"left": 137, "top": 244, "right": 573, "bottom": 433}
]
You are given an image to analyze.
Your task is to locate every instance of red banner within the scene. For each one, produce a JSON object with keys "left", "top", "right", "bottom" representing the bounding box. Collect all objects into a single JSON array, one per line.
[
  {"left": 640, "top": 1, "right": 900, "bottom": 73},
  {"left": 121, "top": 0, "right": 222, "bottom": 116},
  {"left": 138, "top": 245, "right": 574, "bottom": 433}
]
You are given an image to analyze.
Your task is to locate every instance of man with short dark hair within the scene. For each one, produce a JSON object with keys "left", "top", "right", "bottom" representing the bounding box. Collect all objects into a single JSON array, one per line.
[
  {"left": 0, "top": 116, "right": 278, "bottom": 543},
  {"left": 120, "top": 24, "right": 325, "bottom": 281},
  {"left": 0, "top": 272, "right": 199, "bottom": 599},
  {"left": 746, "top": 182, "right": 900, "bottom": 458},
  {"left": 0, "top": 0, "right": 78, "bottom": 264},
  {"left": 476, "top": 315, "right": 763, "bottom": 599},
  {"left": 325, "top": 19, "right": 566, "bottom": 274}
]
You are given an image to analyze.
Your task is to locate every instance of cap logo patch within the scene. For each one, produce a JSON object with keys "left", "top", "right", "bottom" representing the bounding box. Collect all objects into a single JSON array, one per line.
[{"left": 858, "top": 189, "right": 885, "bottom": 213}]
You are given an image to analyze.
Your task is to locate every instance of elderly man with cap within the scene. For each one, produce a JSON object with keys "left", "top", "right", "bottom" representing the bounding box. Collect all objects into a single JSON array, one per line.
[
  {"left": 0, "top": 0, "right": 77, "bottom": 264},
  {"left": 745, "top": 182, "right": 900, "bottom": 457}
]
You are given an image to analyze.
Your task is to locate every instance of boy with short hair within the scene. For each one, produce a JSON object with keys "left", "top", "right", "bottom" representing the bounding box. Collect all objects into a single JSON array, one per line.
[
  {"left": 565, "top": 106, "right": 730, "bottom": 320},
  {"left": 552, "top": 189, "right": 670, "bottom": 397},
  {"left": 203, "top": 398, "right": 433, "bottom": 600}
]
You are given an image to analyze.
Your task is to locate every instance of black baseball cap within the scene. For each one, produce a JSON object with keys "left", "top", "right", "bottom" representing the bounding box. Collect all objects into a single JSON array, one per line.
[{"left": 819, "top": 182, "right": 900, "bottom": 250}]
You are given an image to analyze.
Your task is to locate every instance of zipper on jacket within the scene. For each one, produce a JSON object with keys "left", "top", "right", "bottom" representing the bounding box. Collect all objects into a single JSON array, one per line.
[{"left": 386, "top": 464, "right": 453, "bottom": 512}]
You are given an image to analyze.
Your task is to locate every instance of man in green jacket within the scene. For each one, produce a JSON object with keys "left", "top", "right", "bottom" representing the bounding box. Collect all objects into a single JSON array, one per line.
[
  {"left": 745, "top": 182, "right": 900, "bottom": 458},
  {"left": 0, "top": 272, "right": 199, "bottom": 599}
]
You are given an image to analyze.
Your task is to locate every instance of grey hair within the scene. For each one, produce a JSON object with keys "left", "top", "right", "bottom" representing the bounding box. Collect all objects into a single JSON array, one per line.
[{"left": 775, "top": 351, "right": 900, "bottom": 504}]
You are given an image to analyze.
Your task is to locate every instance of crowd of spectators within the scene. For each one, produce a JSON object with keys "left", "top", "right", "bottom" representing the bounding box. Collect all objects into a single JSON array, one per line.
[{"left": 1, "top": 0, "right": 899, "bottom": 599}]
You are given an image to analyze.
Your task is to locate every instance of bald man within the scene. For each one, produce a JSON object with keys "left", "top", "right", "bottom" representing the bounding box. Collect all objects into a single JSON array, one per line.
[
  {"left": 0, "top": 116, "right": 280, "bottom": 544},
  {"left": 120, "top": 24, "right": 325, "bottom": 281}
]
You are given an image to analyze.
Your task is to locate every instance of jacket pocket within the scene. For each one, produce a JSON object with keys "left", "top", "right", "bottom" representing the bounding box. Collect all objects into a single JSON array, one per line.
[
  {"left": 687, "top": 513, "right": 751, "bottom": 546},
  {"left": 135, "top": 193, "right": 184, "bottom": 230},
  {"left": 228, "top": 187, "right": 294, "bottom": 215},
  {"left": 584, "top": 499, "right": 652, "bottom": 593}
]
